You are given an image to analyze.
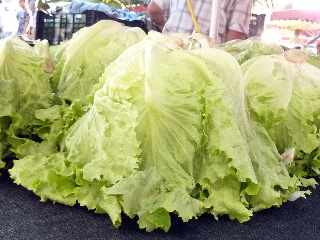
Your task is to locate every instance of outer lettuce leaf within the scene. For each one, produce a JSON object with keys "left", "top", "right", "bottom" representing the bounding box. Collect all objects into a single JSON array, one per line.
[
  {"left": 10, "top": 152, "right": 77, "bottom": 205},
  {"left": 243, "top": 55, "right": 320, "bottom": 179},
  {"left": 10, "top": 151, "right": 123, "bottom": 226},
  {"left": 75, "top": 180, "right": 122, "bottom": 226},
  {"left": 0, "top": 37, "right": 54, "bottom": 165},
  {"left": 0, "top": 118, "right": 10, "bottom": 168},
  {"left": 245, "top": 123, "right": 296, "bottom": 210},
  {"left": 0, "top": 37, "right": 53, "bottom": 129},
  {"left": 193, "top": 49, "right": 295, "bottom": 213},
  {"left": 190, "top": 49, "right": 256, "bottom": 221},
  {"left": 0, "top": 160, "right": 4, "bottom": 170},
  {"left": 307, "top": 54, "right": 320, "bottom": 69},
  {"left": 65, "top": 97, "right": 141, "bottom": 185},
  {"left": 106, "top": 169, "right": 202, "bottom": 232},
  {"left": 64, "top": 41, "right": 206, "bottom": 230},
  {"left": 53, "top": 20, "right": 145, "bottom": 104}
]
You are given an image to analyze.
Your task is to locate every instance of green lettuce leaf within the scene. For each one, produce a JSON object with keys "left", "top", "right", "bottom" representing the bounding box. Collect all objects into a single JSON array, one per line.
[
  {"left": 10, "top": 152, "right": 77, "bottom": 205},
  {"left": 307, "top": 54, "right": 320, "bottom": 69},
  {"left": 0, "top": 37, "right": 54, "bottom": 165},
  {"left": 53, "top": 20, "right": 145, "bottom": 104},
  {"left": 64, "top": 40, "right": 206, "bottom": 230},
  {"left": 0, "top": 37, "right": 53, "bottom": 128},
  {"left": 243, "top": 54, "right": 320, "bottom": 180},
  {"left": 193, "top": 49, "right": 295, "bottom": 213}
]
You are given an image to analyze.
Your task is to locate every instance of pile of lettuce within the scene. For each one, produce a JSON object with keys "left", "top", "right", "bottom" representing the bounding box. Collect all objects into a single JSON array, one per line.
[
  {"left": 0, "top": 20, "right": 145, "bottom": 168},
  {"left": 243, "top": 53, "right": 320, "bottom": 182},
  {"left": 1, "top": 25, "right": 319, "bottom": 232}
]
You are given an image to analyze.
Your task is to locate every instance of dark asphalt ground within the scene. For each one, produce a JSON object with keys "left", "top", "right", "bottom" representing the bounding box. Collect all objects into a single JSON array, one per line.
[{"left": 0, "top": 170, "right": 319, "bottom": 240}]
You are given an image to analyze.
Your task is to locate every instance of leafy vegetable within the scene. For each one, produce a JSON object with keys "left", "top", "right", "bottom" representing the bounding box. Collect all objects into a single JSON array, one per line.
[
  {"left": 243, "top": 54, "right": 320, "bottom": 179},
  {"left": 10, "top": 21, "right": 146, "bottom": 161},
  {"left": 307, "top": 54, "right": 320, "bottom": 69},
  {"left": 10, "top": 38, "right": 298, "bottom": 231},
  {"left": 0, "top": 37, "right": 53, "bottom": 160},
  {"left": 52, "top": 20, "right": 145, "bottom": 105},
  {"left": 192, "top": 49, "right": 295, "bottom": 213}
]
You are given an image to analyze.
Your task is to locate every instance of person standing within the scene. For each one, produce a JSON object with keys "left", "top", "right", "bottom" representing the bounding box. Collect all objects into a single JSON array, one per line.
[
  {"left": 25, "top": 0, "right": 37, "bottom": 39},
  {"left": 17, "top": 0, "right": 28, "bottom": 36},
  {"left": 17, "top": 0, "right": 36, "bottom": 39},
  {"left": 147, "top": 0, "right": 253, "bottom": 43}
]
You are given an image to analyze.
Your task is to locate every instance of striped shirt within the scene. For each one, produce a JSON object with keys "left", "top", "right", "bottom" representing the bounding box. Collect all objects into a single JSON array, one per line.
[{"left": 152, "top": 0, "right": 252, "bottom": 43}]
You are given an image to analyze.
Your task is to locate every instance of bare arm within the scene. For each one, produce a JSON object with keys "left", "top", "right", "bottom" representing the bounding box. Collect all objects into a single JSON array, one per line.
[
  {"left": 25, "top": 0, "right": 36, "bottom": 37},
  {"left": 147, "top": 2, "right": 166, "bottom": 30},
  {"left": 226, "top": 30, "right": 247, "bottom": 42},
  {"left": 226, "top": 0, "right": 252, "bottom": 42}
]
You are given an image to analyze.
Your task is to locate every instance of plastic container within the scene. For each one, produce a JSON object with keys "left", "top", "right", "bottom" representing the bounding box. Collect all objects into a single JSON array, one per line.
[
  {"left": 36, "top": 11, "right": 86, "bottom": 45},
  {"left": 84, "top": 10, "right": 147, "bottom": 32},
  {"left": 36, "top": 10, "right": 147, "bottom": 45}
]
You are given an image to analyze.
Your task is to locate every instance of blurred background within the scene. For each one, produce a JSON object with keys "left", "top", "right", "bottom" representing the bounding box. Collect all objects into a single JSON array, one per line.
[{"left": 0, "top": 0, "right": 319, "bottom": 53}]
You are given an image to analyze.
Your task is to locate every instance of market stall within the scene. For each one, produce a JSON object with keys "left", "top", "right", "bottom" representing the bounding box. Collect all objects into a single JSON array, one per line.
[
  {"left": 31, "top": 0, "right": 149, "bottom": 44},
  {"left": 262, "top": 9, "right": 320, "bottom": 53}
]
